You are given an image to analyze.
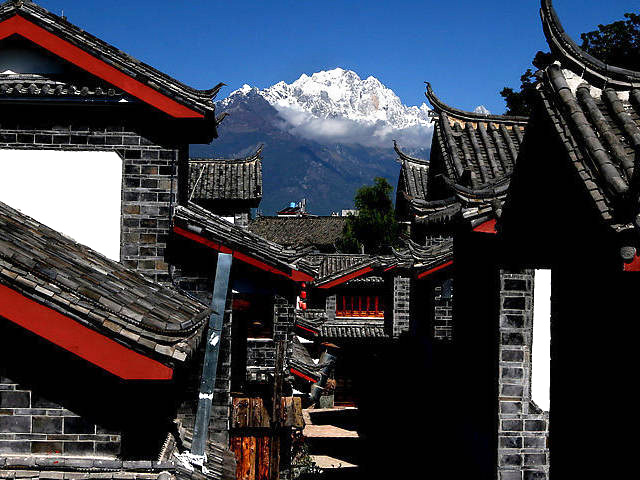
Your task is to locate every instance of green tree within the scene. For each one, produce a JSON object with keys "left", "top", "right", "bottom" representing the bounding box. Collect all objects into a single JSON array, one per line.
[
  {"left": 580, "top": 13, "right": 640, "bottom": 71},
  {"left": 337, "top": 177, "right": 399, "bottom": 254},
  {"left": 500, "top": 11, "right": 640, "bottom": 115}
]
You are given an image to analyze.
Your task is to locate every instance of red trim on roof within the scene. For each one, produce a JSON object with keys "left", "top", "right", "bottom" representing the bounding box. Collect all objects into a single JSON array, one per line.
[
  {"left": 0, "top": 15, "right": 204, "bottom": 119},
  {"left": 317, "top": 266, "right": 374, "bottom": 290},
  {"left": 384, "top": 265, "right": 398, "bottom": 272},
  {"left": 417, "top": 260, "right": 454, "bottom": 279},
  {"left": 0, "top": 284, "right": 173, "bottom": 380},
  {"left": 473, "top": 219, "right": 497, "bottom": 234},
  {"left": 296, "top": 324, "right": 319, "bottom": 336},
  {"left": 290, "top": 368, "right": 318, "bottom": 383},
  {"left": 173, "top": 226, "right": 314, "bottom": 282},
  {"left": 624, "top": 255, "right": 640, "bottom": 272}
]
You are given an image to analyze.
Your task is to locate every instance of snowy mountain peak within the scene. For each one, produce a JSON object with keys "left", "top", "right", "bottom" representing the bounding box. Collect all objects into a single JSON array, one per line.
[
  {"left": 258, "top": 68, "right": 431, "bottom": 130},
  {"left": 221, "top": 68, "right": 433, "bottom": 149}
]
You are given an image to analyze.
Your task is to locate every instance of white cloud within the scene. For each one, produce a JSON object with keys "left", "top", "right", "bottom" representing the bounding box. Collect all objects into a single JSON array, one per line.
[{"left": 273, "top": 104, "right": 433, "bottom": 149}]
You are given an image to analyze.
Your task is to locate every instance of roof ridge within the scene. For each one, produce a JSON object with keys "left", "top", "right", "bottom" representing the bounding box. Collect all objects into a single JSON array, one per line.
[
  {"left": 393, "top": 140, "right": 429, "bottom": 165},
  {"left": 540, "top": 0, "right": 640, "bottom": 89},
  {"left": 425, "top": 82, "right": 529, "bottom": 124},
  {"left": 189, "top": 145, "right": 264, "bottom": 164}
]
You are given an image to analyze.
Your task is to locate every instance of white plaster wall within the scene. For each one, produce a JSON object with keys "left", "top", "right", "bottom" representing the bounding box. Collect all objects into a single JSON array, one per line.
[
  {"left": 532, "top": 269, "right": 551, "bottom": 411},
  {"left": 0, "top": 149, "right": 122, "bottom": 260}
]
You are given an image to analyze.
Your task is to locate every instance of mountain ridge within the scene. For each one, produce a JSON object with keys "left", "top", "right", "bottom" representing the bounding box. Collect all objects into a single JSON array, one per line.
[{"left": 191, "top": 68, "right": 433, "bottom": 215}]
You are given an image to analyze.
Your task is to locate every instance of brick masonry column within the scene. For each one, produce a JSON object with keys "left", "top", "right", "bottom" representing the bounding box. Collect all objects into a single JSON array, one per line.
[
  {"left": 392, "top": 275, "right": 411, "bottom": 338},
  {"left": 325, "top": 295, "right": 336, "bottom": 321},
  {"left": 498, "top": 270, "right": 549, "bottom": 480}
]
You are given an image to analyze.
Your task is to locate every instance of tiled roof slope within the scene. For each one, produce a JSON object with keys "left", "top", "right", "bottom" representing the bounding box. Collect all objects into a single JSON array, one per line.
[
  {"left": 189, "top": 147, "right": 263, "bottom": 204},
  {"left": 173, "top": 203, "right": 317, "bottom": 278},
  {"left": 305, "top": 254, "right": 377, "bottom": 285},
  {"left": 0, "top": 0, "right": 223, "bottom": 120},
  {"left": 406, "top": 84, "right": 528, "bottom": 227},
  {"left": 0, "top": 74, "right": 127, "bottom": 100},
  {"left": 296, "top": 310, "right": 388, "bottom": 340},
  {"left": 395, "top": 140, "right": 430, "bottom": 202},
  {"left": 535, "top": 0, "right": 640, "bottom": 236},
  {"left": 0, "top": 200, "right": 210, "bottom": 363},
  {"left": 392, "top": 238, "right": 454, "bottom": 271},
  {"left": 248, "top": 216, "right": 347, "bottom": 251}
]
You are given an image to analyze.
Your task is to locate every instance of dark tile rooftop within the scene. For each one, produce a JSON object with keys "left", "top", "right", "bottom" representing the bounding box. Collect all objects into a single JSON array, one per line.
[
  {"left": 248, "top": 216, "right": 347, "bottom": 251},
  {"left": 535, "top": 0, "right": 640, "bottom": 234},
  {"left": 173, "top": 203, "right": 317, "bottom": 278},
  {"left": 296, "top": 310, "right": 388, "bottom": 340},
  {"left": 189, "top": 147, "right": 263, "bottom": 204},
  {"left": 403, "top": 84, "right": 528, "bottom": 226},
  {"left": 0, "top": 75, "right": 127, "bottom": 100},
  {"left": 0, "top": 1, "right": 223, "bottom": 119},
  {"left": 0, "top": 200, "right": 210, "bottom": 363}
]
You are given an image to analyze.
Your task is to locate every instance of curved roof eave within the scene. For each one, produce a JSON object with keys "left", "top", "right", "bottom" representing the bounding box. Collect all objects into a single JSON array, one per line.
[{"left": 540, "top": 0, "right": 640, "bottom": 89}]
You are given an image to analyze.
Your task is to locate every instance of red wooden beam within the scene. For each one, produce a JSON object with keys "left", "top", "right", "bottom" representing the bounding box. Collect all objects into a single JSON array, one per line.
[
  {"left": 295, "top": 324, "right": 319, "bottom": 336},
  {"left": 0, "top": 284, "right": 173, "bottom": 380},
  {"left": 473, "top": 219, "right": 497, "bottom": 234},
  {"left": 173, "top": 226, "right": 314, "bottom": 282},
  {"left": 290, "top": 368, "right": 318, "bottom": 383},
  {"left": 624, "top": 255, "right": 640, "bottom": 272},
  {"left": 417, "top": 260, "right": 454, "bottom": 279},
  {"left": 0, "top": 15, "right": 204, "bottom": 119},
  {"left": 317, "top": 266, "right": 374, "bottom": 289}
]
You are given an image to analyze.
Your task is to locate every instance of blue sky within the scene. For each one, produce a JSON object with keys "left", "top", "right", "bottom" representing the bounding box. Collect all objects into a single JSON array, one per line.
[{"left": 36, "top": 0, "right": 637, "bottom": 114}]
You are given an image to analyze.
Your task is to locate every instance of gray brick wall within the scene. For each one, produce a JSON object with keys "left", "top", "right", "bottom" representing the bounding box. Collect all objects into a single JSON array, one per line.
[
  {"left": 433, "top": 278, "right": 453, "bottom": 341},
  {"left": 392, "top": 275, "right": 411, "bottom": 338},
  {"left": 498, "top": 270, "right": 549, "bottom": 480},
  {"left": 325, "top": 295, "right": 336, "bottom": 321},
  {"left": 0, "top": 126, "right": 180, "bottom": 284},
  {"left": 0, "top": 377, "right": 120, "bottom": 457}
]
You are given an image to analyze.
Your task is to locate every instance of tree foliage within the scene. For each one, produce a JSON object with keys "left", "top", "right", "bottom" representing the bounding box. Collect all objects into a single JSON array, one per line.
[
  {"left": 580, "top": 13, "right": 640, "bottom": 71},
  {"left": 500, "top": 11, "right": 640, "bottom": 116},
  {"left": 337, "top": 177, "right": 399, "bottom": 254}
]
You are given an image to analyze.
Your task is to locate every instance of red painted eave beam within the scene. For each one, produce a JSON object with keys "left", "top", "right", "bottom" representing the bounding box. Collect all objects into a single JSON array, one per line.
[
  {"left": 290, "top": 368, "right": 318, "bottom": 383},
  {"left": 317, "top": 266, "right": 374, "bottom": 290},
  {"left": 473, "top": 219, "right": 498, "bottom": 234},
  {"left": 0, "top": 15, "right": 204, "bottom": 119},
  {"left": 417, "top": 260, "right": 454, "bottom": 279},
  {"left": 0, "top": 284, "right": 173, "bottom": 380},
  {"left": 173, "top": 226, "right": 314, "bottom": 283},
  {"left": 296, "top": 324, "right": 319, "bottom": 336}
]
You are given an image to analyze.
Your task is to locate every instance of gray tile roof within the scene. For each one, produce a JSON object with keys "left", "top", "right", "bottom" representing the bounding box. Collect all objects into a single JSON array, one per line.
[
  {"left": 406, "top": 84, "right": 529, "bottom": 226},
  {"left": 296, "top": 310, "right": 388, "bottom": 340},
  {"left": 534, "top": 0, "right": 640, "bottom": 235},
  {"left": 248, "top": 215, "right": 347, "bottom": 251},
  {"left": 0, "top": 74, "right": 128, "bottom": 100},
  {"left": 173, "top": 203, "right": 316, "bottom": 279},
  {"left": 392, "top": 239, "right": 454, "bottom": 272},
  {"left": 395, "top": 141, "right": 430, "bottom": 202},
  {"left": 0, "top": 1, "right": 223, "bottom": 124},
  {"left": 0, "top": 200, "right": 210, "bottom": 363},
  {"left": 189, "top": 147, "right": 263, "bottom": 204}
]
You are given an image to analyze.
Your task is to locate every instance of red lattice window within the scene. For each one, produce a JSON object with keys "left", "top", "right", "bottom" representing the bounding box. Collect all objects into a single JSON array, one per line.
[{"left": 336, "top": 295, "right": 384, "bottom": 318}]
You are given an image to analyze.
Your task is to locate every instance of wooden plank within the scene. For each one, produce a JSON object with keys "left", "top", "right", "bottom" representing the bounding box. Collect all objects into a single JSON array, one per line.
[
  {"left": 230, "top": 437, "right": 245, "bottom": 480},
  {"left": 233, "top": 397, "right": 250, "bottom": 429},
  {"left": 256, "top": 436, "right": 271, "bottom": 480},
  {"left": 292, "top": 397, "right": 304, "bottom": 428},
  {"left": 239, "top": 436, "right": 257, "bottom": 480}
]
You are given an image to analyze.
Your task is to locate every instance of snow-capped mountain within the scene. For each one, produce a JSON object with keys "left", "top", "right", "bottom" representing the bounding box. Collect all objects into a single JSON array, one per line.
[
  {"left": 192, "top": 68, "right": 432, "bottom": 215},
  {"left": 219, "top": 68, "right": 432, "bottom": 149}
]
